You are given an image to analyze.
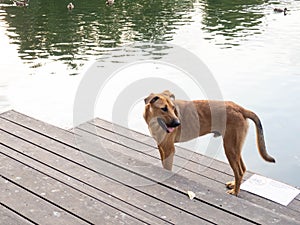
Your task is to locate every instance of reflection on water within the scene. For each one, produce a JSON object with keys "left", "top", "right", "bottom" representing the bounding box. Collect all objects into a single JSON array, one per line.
[
  {"left": 1, "top": 0, "right": 277, "bottom": 70},
  {"left": 2, "top": 0, "right": 194, "bottom": 71}
]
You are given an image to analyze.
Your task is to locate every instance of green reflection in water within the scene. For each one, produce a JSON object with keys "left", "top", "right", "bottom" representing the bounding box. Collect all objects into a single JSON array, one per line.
[
  {"left": 201, "top": 0, "right": 266, "bottom": 47},
  {"left": 2, "top": 0, "right": 194, "bottom": 70},
  {"left": 1, "top": 0, "right": 268, "bottom": 69}
]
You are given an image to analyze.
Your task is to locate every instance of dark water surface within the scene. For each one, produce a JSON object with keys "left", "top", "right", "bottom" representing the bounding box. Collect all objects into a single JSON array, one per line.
[{"left": 1, "top": 0, "right": 300, "bottom": 187}]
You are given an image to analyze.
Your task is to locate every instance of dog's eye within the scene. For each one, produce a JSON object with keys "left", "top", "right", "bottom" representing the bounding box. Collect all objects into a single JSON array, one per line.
[{"left": 161, "top": 106, "right": 168, "bottom": 112}]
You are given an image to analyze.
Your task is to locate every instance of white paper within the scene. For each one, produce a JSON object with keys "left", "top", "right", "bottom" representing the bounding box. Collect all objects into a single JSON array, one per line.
[{"left": 240, "top": 174, "right": 300, "bottom": 206}]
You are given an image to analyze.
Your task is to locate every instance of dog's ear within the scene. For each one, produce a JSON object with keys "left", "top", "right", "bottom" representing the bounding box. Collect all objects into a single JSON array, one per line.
[
  {"left": 162, "top": 90, "right": 175, "bottom": 101},
  {"left": 144, "top": 94, "right": 160, "bottom": 104}
]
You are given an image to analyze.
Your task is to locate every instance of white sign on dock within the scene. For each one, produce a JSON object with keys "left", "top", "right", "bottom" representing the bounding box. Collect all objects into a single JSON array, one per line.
[{"left": 241, "top": 174, "right": 300, "bottom": 206}]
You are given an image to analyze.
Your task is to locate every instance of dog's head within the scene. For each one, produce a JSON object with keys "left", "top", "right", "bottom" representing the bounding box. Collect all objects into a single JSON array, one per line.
[{"left": 143, "top": 90, "right": 180, "bottom": 134}]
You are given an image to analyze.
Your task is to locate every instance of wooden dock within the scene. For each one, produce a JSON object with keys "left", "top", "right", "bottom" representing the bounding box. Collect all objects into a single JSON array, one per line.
[{"left": 0, "top": 110, "right": 299, "bottom": 224}]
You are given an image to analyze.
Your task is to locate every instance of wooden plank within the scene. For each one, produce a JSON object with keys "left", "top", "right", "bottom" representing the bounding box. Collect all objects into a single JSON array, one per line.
[
  {"left": 89, "top": 118, "right": 300, "bottom": 197},
  {"left": 1, "top": 111, "right": 299, "bottom": 224},
  {"left": 0, "top": 151, "right": 147, "bottom": 225},
  {"left": 0, "top": 113, "right": 254, "bottom": 225},
  {"left": 74, "top": 125, "right": 300, "bottom": 224},
  {"left": 0, "top": 142, "right": 201, "bottom": 225},
  {"left": 78, "top": 121, "right": 235, "bottom": 180},
  {"left": 0, "top": 146, "right": 174, "bottom": 225},
  {"left": 0, "top": 203, "right": 35, "bottom": 225},
  {"left": 75, "top": 123, "right": 233, "bottom": 190},
  {"left": 79, "top": 119, "right": 300, "bottom": 214},
  {"left": 88, "top": 118, "right": 234, "bottom": 174},
  {"left": 1, "top": 110, "right": 298, "bottom": 223},
  {"left": 0, "top": 139, "right": 200, "bottom": 224},
  {"left": 0, "top": 127, "right": 243, "bottom": 225},
  {"left": 84, "top": 118, "right": 269, "bottom": 186},
  {"left": 0, "top": 177, "right": 88, "bottom": 225},
  {"left": 87, "top": 119, "right": 300, "bottom": 215},
  {"left": 0, "top": 147, "right": 175, "bottom": 225},
  {"left": 0, "top": 122, "right": 213, "bottom": 224}
]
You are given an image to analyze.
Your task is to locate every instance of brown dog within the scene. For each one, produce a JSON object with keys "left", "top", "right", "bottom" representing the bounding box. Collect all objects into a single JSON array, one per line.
[{"left": 143, "top": 90, "right": 275, "bottom": 196}]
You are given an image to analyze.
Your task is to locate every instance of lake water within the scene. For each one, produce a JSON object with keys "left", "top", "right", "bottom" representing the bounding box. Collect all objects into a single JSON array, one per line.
[{"left": 1, "top": 0, "right": 300, "bottom": 187}]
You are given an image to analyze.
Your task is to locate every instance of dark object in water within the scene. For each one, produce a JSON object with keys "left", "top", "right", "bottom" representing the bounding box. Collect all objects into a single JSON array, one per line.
[{"left": 274, "top": 8, "right": 288, "bottom": 15}]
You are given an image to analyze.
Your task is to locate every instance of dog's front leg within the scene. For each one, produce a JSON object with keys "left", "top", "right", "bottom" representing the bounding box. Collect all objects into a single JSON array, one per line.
[{"left": 158, "top": 144, "right": 175, "bottom": 171}]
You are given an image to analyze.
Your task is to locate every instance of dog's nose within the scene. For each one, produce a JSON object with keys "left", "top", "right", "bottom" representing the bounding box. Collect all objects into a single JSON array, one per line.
[{"left": 170, "top": 119, "right": 180, "bottom": 128}]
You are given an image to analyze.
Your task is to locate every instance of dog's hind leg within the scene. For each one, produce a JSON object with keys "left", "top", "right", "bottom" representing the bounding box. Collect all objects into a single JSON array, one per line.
[
  {"left": 225, "top": 157, "right": 243, "bottom": 195},
  {"left": 158, "top": 144, "right": 175, "bottom": 171},
  {"left": 240, "top": 157, "right": 246, "bottom": 174},
  {"left": 223, "top": 128, "right": 247, "bottom": 196},
  {"left": 226, "top": 157, "right": 246, "bottom": 191},
  {"left": 225, "top": 154, "right": 244, "bottom": 195}
]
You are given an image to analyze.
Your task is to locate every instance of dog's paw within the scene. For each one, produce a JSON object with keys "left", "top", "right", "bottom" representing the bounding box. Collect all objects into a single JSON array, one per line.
[
  {"left": 226, "top": 189, "right": 238, "bottom": 196},
  {"left": 226, "top": 181, "right": 235, "bottom": 189}
]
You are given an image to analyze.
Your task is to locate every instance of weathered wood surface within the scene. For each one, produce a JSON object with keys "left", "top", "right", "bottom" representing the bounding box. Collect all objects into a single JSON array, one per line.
[{"left": 0, "top": 110, "right": 299, "bottom": 224}]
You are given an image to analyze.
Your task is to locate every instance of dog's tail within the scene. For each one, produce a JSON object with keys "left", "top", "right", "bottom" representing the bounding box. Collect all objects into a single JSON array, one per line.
[{"left": 244, "top": 110, "right": 276, "bottom": 163}]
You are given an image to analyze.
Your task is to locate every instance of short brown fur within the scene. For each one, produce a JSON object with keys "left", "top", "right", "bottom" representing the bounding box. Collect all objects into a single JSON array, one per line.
[{"left": 143, "top": 90, "right": 275, "bottom": 196}]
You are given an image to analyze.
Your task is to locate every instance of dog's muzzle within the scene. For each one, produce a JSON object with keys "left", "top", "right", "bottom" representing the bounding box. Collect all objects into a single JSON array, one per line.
[{"left": 157, "top": 118, "right": 180, "bottom": 133}]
